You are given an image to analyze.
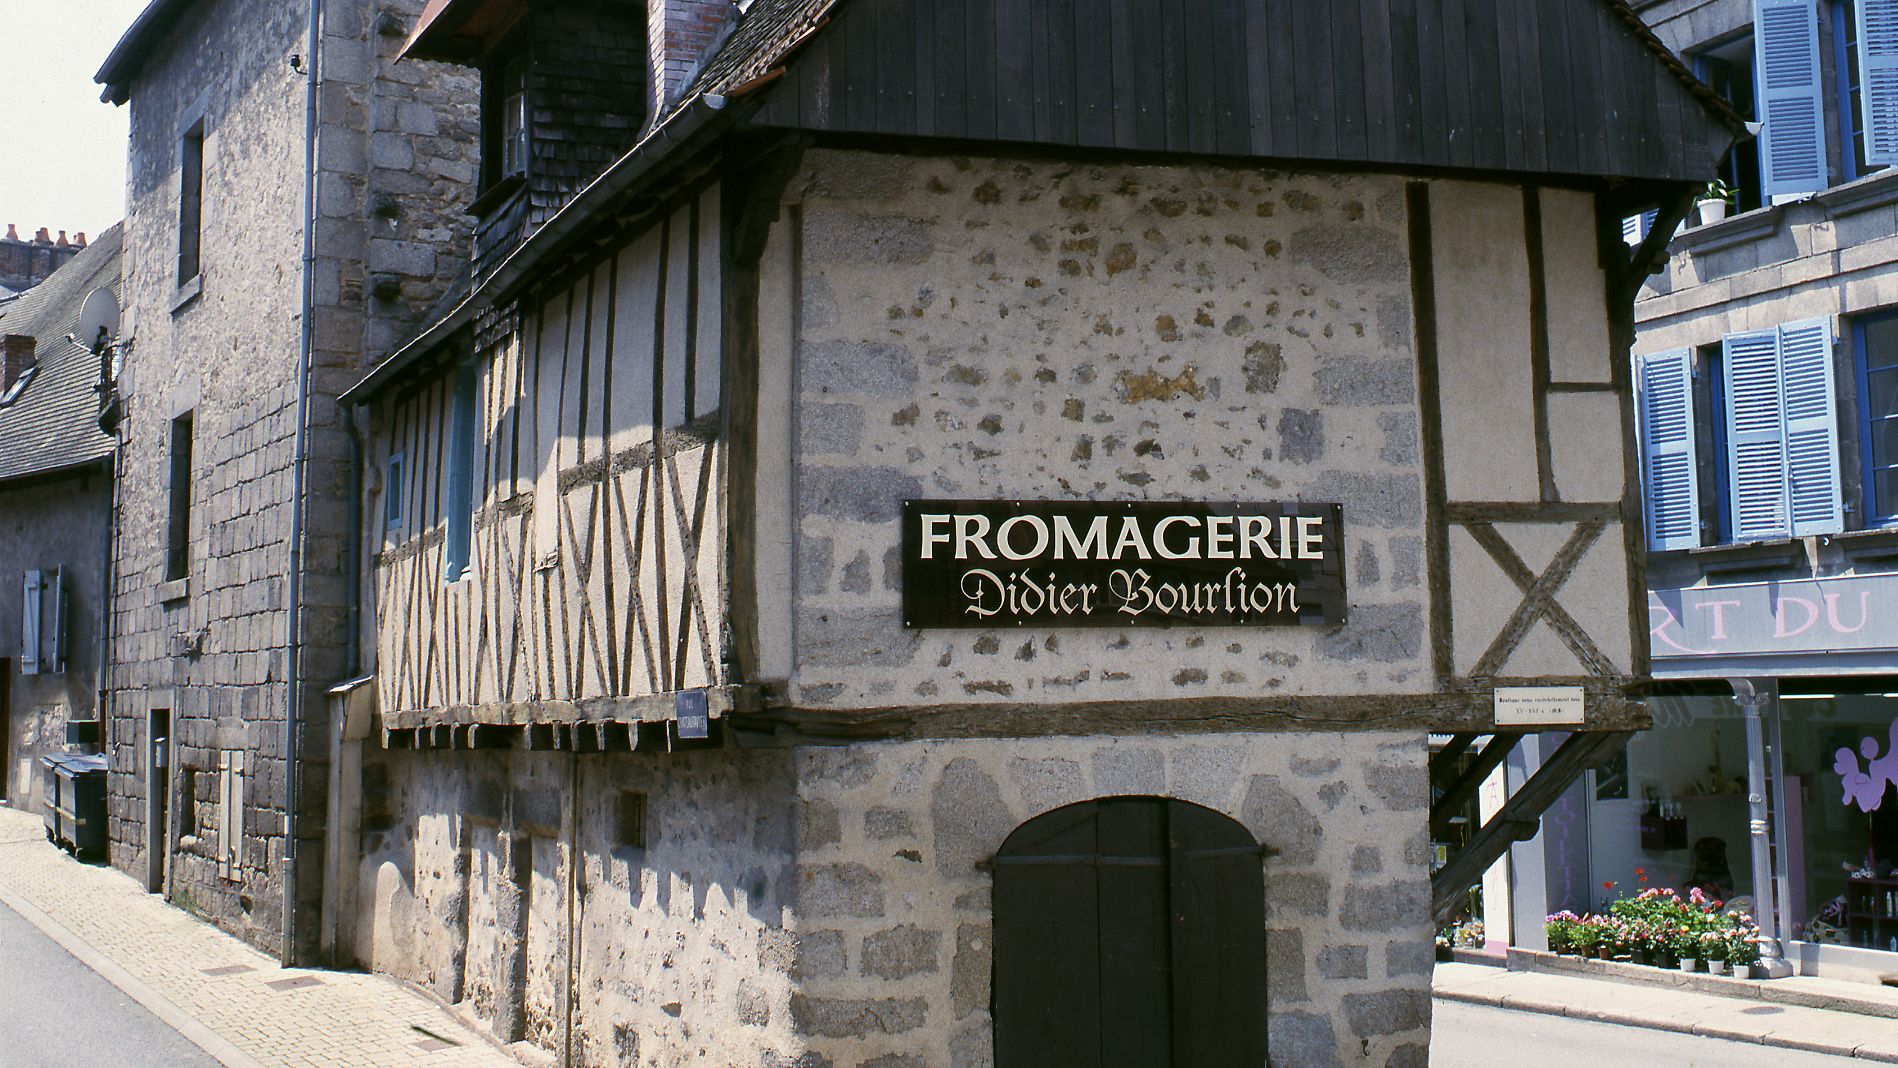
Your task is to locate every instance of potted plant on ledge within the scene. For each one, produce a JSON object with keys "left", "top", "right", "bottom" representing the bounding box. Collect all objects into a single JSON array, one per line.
[
  {"left": 1701, "top": 930, "right": 1731, "bottom": 976},
  {"left": 1697, "top": 179, "right": 1734, "bottom": 226}
]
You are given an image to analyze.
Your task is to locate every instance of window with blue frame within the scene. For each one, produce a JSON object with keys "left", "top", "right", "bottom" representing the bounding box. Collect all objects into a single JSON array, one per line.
[
  {"left": 1695, "top": 33, "right": 1767, "bottom": 213},
  {"left": 1853, "top": 310, "right": 1898, "bottom": 523},
  {"left": 1636, "top": 319, "right": 1845, "bottom": 549},
  {"left": 443, "top": 362, "right": 478, "bottom": 583}
]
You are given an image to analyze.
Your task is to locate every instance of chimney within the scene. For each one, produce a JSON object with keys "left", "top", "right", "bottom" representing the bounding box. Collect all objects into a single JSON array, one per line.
[
  {"left": 3, "top": 225, "right": 16, "bottom": 242},
  {"left": 649, "top": 0, "right": 736, "bottom": 108},
  {"left": 55, "top": 230, "right": 68, "bottom": 248},
  {"left": 3, "top": 335, "right": 35, "bottom": 393},
  {"left": 32, "top": 227, "right": 50, "bottom": 245},
  {"left": 73, "top": 232, "right": 86, "bottom": 248}
]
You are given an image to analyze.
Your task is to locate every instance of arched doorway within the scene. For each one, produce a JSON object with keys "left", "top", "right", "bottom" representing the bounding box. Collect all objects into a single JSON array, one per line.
[{"left": 991, "top": 796, "right": 1268, "bottom": 1067}]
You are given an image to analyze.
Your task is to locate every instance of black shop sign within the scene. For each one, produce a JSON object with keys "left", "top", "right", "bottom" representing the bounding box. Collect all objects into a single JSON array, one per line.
[{"left": 901, "top": 500, "right": 1346, "bottom": 628}]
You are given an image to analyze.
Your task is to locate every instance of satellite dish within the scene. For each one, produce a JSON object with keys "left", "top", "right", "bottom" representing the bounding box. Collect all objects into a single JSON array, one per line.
[{"left": 76, "top": 287, "right": 119, "bottom": 350}]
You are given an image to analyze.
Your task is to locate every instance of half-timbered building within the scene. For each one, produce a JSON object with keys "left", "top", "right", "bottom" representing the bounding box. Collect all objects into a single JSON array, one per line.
[{"left": 334, "top": 2, "right": 1741, "bottom": 1063}]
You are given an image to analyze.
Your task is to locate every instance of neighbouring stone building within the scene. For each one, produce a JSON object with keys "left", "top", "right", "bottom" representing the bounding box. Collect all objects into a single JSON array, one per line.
[
  {"left": 325, "top": 1, "right": 1741, "bottom": 1065},
  {"left": 0, "top": 224, "right": 120, "bottom": 808},
  {"left": 1483, "top": 0, "right": 1898, "bottom": 988},
  {"left": 91, "top": 0, "right": 477, "bottom": 954},
  {"left": 0, "top": 225, "right": 89, "bottom": 301}
]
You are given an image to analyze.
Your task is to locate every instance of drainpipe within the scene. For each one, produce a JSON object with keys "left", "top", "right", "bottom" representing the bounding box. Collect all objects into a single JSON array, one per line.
[
  {"left": 283, "top": 0, "right": 324, "bottom": 967},
  {"left": 342, "top": 402, "right": 362, "bottom": 679},
  {"left": 1731, "top": 678, "right": 1794, "bottom": 978},
  {"left": 97, "top": 447, "right": 117, "bottom": 754}
]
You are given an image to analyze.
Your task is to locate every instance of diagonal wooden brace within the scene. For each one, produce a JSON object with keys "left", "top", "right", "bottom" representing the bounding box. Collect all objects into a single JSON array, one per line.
[{"left": 1431, "top": 731, "right": 1633, "bottom": 925}]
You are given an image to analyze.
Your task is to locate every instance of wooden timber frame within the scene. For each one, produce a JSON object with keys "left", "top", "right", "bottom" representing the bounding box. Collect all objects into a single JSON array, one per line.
[
  {"left": 1420, "top": 182, "right": 1696, "bottom": 920},
  {"left": 368, "top": 155, "right": 1693, "bottom": 752},
  {"left": 351, "top": 0, "right": 1736, "bottom": 756}
]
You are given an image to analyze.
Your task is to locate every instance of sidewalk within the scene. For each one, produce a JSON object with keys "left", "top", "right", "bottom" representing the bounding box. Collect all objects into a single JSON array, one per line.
[
  {"left": 0, "top": 804, "right": 513, "bottom": 1068},
  {"left": 1435, "top": 960, "right": 1898, "bottom": 1062}
]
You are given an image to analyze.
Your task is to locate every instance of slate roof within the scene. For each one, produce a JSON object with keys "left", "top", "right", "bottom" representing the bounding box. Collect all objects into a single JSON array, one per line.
[{"left": 0, "top": 224, "right": 121, "bottom": 484}]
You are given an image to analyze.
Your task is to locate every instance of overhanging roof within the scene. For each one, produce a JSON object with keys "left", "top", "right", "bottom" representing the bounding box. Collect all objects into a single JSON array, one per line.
[
  {"left": 351, "top": 0, "right": 1745, "bottom": 404},
  {"left": 94, "top": 0, "right": 200, "bottom": 105},
  {"left": 400, "top": 0, "right": 529, "bottom": 64}
]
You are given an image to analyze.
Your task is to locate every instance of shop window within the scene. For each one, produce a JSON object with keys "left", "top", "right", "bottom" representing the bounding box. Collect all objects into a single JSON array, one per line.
[
  {"left": 443, "top": 361, "right": 478, "bottom": 583},
  {"left": 1696, "top": 31, "right": 1770, "bottom": 211},
  {"left": 1778, "top": 692, "right": 1898, "bottom": 951},
  {"left": 166, "top": 412, "right": 194, "bottom": 581},
  {"left": 1854, "top": 309, "right": 1898, "bottom": 524},
  {"left": 1588, "top": 694, "right": 1758, "bottom": 912}
]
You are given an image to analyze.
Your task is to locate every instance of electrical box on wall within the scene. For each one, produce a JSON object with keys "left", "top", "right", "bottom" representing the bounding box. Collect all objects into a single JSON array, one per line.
[{"left": 19, "top": 567, "right": 69, "bottom": 675}]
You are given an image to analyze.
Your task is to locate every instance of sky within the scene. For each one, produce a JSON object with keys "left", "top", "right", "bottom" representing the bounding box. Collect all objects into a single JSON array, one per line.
[{"left": 0, "top": 1, "right": 154, "bottom": 241}]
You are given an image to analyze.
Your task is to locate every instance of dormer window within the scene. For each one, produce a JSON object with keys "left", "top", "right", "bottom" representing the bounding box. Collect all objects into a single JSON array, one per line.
[
  {"left": 481, "top": 45, "right": 528, "bottom": 197},
  {"left": 0, "top": 364, "right": 36, "bottom": 407}
]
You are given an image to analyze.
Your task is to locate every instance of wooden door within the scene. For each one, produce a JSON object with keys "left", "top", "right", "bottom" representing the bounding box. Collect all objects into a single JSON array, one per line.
[{"left": 992, "top": 797, "right": 1268, "bottom": 1067}]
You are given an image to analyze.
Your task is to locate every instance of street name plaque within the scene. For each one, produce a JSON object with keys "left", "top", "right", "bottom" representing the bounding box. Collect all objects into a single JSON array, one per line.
[{"left": 901, "top": 500, "right": 1346, "bottom": 628}]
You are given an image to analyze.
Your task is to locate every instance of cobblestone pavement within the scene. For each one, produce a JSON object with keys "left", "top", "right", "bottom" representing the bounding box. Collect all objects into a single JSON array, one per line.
[{"left": 0, "top": 805, "right": 513, "bottom": 1068}]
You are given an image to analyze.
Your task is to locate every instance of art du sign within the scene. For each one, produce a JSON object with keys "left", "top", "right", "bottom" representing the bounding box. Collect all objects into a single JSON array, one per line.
[
  {"left": 1649, "top": 572, "right": 1898, "bottom": 659},
  {"left": 901, "top": 500, "right": 1347, "bottom": 628}
]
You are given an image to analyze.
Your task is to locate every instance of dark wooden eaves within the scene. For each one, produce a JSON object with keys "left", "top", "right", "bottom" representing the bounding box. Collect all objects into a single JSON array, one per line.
[{"left": 735, "top": 0, "right": 1739, "bottom": 184}]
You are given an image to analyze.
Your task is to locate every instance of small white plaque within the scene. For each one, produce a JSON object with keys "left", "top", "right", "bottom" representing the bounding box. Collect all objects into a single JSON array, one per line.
[{"left": 1493, "top": 686, "right": 1586, "bottom": 726}]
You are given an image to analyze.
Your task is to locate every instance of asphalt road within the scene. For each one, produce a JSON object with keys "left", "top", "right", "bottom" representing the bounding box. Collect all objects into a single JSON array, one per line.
[
  {"left": 1433, "top": 999, "right": 1863, "bottom": 1067},
  {"left": 0, "top": 897, "right": 215, "bottom": 1068}
]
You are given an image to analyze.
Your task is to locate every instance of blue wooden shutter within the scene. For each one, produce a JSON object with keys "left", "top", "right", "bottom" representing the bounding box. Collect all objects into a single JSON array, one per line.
[
  {"left": 20, "top": 570, "right": 41, "bottom": 676},
  {"left": 1638, "top": 351, "right": 1702, "bottom": 551},
  {"left": 1756, "top": 0, "right": 1830, "bottom": 195},
  {"left": 444, "top": 362, "right": 478, "bottom": 582},
  {"left": 1859, "top": 0, "right": 1898, "bottom": 164},
  {"left": 1779, "top": 317, "right": 1844, "bottom": 534},
  {"left": 1724, "top": 328, "right": 1792, "bottom": 540}
]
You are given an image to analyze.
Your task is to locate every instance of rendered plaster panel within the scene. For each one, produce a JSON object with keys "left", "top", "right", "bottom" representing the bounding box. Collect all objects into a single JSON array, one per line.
[{"left": 1429, "top": 181, "right": 1538, "bottom": 503}]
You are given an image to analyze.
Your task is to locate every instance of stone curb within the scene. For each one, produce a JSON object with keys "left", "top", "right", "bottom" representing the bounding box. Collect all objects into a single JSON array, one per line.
[
  {"left": 0, "top": 883, "right": 267, "bottom": 1068},
  {"left": 1507, "top": 948, "right": 1898, "bottom": 1020},
  {"left": 1434, "top": 983, "right": 1893, "bottom": 1062}
]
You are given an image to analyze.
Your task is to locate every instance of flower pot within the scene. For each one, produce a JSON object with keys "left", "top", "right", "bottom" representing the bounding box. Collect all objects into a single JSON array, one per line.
[
  {"left": 1436, "top": 944, "right": 1453, "bottom": 962},
  {"left": 1708, "top": 959, "right": 1730, "bottom": 976},
  {"left": 1696, "top": 198, "right": 1729, "bottom": 226},
  {"left": 1596, "top": 946, "right": 1614, "bottom": 960},
  {"left": 1678, "top": 957, "right": 1700, "bottom": 973}
]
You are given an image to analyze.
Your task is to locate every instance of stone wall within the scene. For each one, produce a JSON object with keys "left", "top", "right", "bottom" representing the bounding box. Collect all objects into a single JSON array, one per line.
[
  {"left": 766, "top": 150, "right": 1430, "bottom": 710},
  {"left": 0, "top": 470, "right": 110, "bottom": 805},
  {"left": 111, "top": 0, "right": 314, "bottom": 942},
  {"left": 784, "top": 732, "right": 1433, "bottom": 1068},
  {"left": 356, "top": 744, "right": 805, "bottom": 1065},
  {"left": 356, "top": 729, "right": 1432, "bottom": 1067},
  {"left": 109, "top": 0, "right": 478, "bottom": 954}
]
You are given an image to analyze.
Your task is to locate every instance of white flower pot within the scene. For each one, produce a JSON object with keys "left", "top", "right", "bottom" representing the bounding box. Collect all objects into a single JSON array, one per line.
[
  {"left": 1697, "top": 198, "right": 1729, "bottom": 226},
  {"left": 1709, "top": 959, "right": 1731, "bottom": 976},
  {"left": 1677, "top": 957, "right": 1699, "bottom": 973}
]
